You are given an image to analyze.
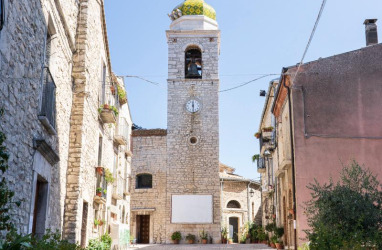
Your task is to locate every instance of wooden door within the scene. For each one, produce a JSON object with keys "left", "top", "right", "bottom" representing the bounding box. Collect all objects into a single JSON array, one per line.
[
  {"left": 80, "top": 202, "right": 88, "bottom": 248},
  {"left": 229, "top": 217, "right": 239, "bottom": 243},
  {"left": 137, "top": 215, "right": 150, "bottom": 244}
]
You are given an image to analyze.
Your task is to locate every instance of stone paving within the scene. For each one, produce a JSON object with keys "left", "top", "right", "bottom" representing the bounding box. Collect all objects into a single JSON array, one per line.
[{"left": 130, "top": 244, "right": 272, "bottom": 250}]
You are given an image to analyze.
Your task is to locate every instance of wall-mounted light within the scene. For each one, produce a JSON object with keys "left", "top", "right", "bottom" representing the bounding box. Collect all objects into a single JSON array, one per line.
[{"left": 249, "top": 189, "right": 255, "bottom": 197}]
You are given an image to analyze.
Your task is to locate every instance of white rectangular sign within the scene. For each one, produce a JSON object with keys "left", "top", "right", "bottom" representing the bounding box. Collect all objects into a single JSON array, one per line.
[{"left": 171, "top": 195, "right": 213, "bottom": 224}]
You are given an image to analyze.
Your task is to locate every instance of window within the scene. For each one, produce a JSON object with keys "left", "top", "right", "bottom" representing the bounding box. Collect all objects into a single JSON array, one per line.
[
  {"left": 38, "top": 24, "right": 56, "bottom": 134},
  {"left": 185, "top": 46, "right": 202, "bottom": 79},
  {"left": 100, "top": 63, "right": 106, "bottom": 106},
  {"left": 0, "top": 0, "right": 5, "bottom": 31},
  {"left": 136, "top": 174, "right": 152, "bottom": 189},
  {"left": 32, "top": 177, "right": 48, "bottom": 239},
  {"left": 97, "top": 136, "right": 103, "bottom": 166},
  {"left": 227, "top": 200, "right": 241, "bottom": 209}
]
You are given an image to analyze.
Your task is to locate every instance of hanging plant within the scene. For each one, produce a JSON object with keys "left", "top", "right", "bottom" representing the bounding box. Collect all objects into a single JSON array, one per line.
[
  {"left": 96, "top": 187, "right": 103, "bottom": 197},
  {"left": 262, "top": 126, "right": 274, "bottom": 132},
  {"left": 252, "top": 154, "right": 260, "bottom": 162},
  {"left": 254, "top": 132, "right": 261, "bottom": 139},
  {"left": 117, "top": 85, "right": 127, "bottom": 105},
  {"left": 110, "top": 106, "right": 119, "bottom": 117},
  {"left": 104, "top": 169, "right": 115, "bottom": 184}
]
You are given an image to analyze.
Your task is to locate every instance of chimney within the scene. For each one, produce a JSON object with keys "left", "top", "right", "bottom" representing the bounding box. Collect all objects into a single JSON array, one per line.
[{"left": 364, "top": 19, "right": 378, "bottom": 46}]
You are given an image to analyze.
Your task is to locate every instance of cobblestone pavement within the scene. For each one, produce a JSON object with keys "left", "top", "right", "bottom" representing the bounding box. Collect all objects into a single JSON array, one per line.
[{"left": 130, "top": 244, "right": 273, "bottom": 250}]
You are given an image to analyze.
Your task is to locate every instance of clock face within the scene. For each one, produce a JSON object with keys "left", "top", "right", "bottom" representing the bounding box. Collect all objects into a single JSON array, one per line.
[{"left": 186, "top": 99, "right": 201, "bottom": 113}]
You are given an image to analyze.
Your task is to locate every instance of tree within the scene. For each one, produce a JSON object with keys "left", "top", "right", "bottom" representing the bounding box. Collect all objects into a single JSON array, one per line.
[{"left": 304, "top": 160, "right": 382, "bottom": 249}]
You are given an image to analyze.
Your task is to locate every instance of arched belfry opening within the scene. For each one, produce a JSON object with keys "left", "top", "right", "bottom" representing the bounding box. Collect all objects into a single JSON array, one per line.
[{"left": 185, "top": 46, "right": 202, "bottom": 79}]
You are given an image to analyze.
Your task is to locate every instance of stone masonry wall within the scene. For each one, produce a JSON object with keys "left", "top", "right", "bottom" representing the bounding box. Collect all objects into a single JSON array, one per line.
[
  {"left": 130, "top": 132, "right": 167, "bottom": 243},
  {"left": 0, "top": 0, "right": 76, "bottom": 235}
]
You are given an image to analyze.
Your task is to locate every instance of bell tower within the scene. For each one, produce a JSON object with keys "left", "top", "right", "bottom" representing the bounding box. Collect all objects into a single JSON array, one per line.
[{"left": 165, "top": 0, "right": 221, "bottom": 242}]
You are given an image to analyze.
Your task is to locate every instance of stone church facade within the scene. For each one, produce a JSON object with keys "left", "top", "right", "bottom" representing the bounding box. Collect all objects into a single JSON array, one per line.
[
  {"left": 130, "top": 0, "right": 223, "bottom": 244},
  {"left": 0, "top": 0, "right": 132, "bottom": 247}
]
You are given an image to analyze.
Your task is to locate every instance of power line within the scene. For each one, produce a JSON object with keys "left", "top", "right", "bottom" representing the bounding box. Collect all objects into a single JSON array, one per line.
[
  {"left": 292, "top": 0, "right": 327, "bottom": 83},
  {"left": 122, "top": 75, "right": 161, "bottom": 86},
  {"left": 219, "top": 75, "right": 275, "bottom": 93}
]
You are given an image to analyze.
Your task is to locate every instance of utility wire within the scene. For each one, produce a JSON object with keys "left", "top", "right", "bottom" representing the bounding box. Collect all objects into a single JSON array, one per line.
[
  {"left": 122, "top": 75, "right": 161, "bottom": 86},
  {"left": 292, "top": 0, "right": 327, "bottom": 83},
  {"left": 219, "top": 74, "right": 274, "bottom": 93}
]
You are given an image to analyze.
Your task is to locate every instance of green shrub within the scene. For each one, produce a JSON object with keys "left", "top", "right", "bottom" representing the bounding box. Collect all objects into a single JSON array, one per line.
[
  {"left": 171, "top": 231, "right": 182, "bottom": 241},
  {"left": 31, "top": 230, "right": 81, "bottom": 250},
  {"left": 305, "top": 160, "right": 382, "bottom": 250}
]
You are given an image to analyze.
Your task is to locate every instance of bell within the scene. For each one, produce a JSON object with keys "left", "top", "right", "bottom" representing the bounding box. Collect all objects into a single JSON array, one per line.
[{"left": 186, "top": 62, "right": 200, "bottom": 78}]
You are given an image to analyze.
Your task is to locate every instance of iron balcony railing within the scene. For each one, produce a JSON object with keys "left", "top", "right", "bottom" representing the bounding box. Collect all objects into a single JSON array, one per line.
[
  {"left": 257, "top": 157, "right": 266, "bottom": 171},
  {"left": 96, "top": 173, "right": 107, "bottom": 200},
  {"left": 113, "top": 175, "right": 124, "bottom": 199},
  {"left": 115, "top": 118, "right": 129, "bottom": 145},
  {"left": 39, "top": 67, "right": 56, "bottom": 132}
]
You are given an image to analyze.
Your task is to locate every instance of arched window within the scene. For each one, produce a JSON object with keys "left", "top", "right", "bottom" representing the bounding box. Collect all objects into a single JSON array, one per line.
[
  {"left": 227, "top": 200, "right": 241, "bottom": 209},
  {"left": 136, "top": 174, "right": 152, "bottom": 189},
  {"left": 185, "top": 46, "right": 202, "bottom": 79}
]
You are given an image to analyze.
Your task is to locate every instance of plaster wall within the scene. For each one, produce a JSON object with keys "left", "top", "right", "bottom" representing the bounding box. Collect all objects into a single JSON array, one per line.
[{"left": 290, "top": 44, "right": 382, "bottom": 246}]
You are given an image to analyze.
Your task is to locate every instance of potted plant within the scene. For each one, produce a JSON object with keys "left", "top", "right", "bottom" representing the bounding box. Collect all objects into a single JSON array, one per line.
[
  {"left": 221, "top": 227, "right": 228, "bottom": 244},
  {"left": 171, "top": 231, "right": 181, "bottom": 244},
  {"left": 96, "top": 166, "right": 104, "bottom": 175},
  {"left": 275, "top": 240, "right": 284, "bottom": 249},
  {"left": 110, "top": 106, "right": 119, "bottom": 116},
  {"left": 262, "top": 126, "right": 274, "bottom": 132},
  {"left": 104, "top": 169, "right": 115, "bottom": 184},
  {"left": 270, "top": 235, "right": 277, "bottom": 248},
  {"left": 94, "top": 219, "right": 100, "bottom": 227},
  {"left": 228, "top": 238, "right": 233, "bottom": 244},
  {"left": 96, "top": 187, "right": 103, "bottom": 197},
  {"left": 252, "top": 154, "right": 260, "bottom": 163},
  {"left": 110, "top": 85, "right": 116, "bottom": 95},
  {"left": 185, "top": 234, "right": 195, "bottom": 244},
  {"left": 117, "top": 85, "right": 127, "bottom": 105},
  {"left": 99, "top": 219, "right": 105, "bottom": 226},
  {"left": 255, "top": 132, "right": 261, "bottom": 139},
  {"left": 200, "top": 229, "right": 208, "bottom": 244}
]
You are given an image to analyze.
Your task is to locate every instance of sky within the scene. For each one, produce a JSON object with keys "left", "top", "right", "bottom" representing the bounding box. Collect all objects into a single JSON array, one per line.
[{"left": 104, "top": 0, "right": 382, "bottom": 181}]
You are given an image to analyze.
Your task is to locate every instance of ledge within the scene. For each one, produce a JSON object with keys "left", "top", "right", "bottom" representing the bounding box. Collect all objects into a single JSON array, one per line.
[
  {"left": 94, "top": 196, "right": 106, "bottom": 205},
  {"left": 33, "top": 139, "right": 60, "bottom": 165},
  {"left": 38, "top": 116, "right": 57, "bottom": 135},
  {"left": 132, "top": 129, "right": 167, "bottom": 137}
]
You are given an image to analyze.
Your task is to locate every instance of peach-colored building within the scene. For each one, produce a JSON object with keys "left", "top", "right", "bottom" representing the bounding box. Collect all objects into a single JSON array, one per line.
[{"left": 259, "top": 20, "right": 382, "bottom": 248}]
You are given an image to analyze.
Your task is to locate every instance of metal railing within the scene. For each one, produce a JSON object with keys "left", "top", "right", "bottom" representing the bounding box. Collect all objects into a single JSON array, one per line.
[
  {"left": 117, "top": 119, "right": 129, "bottom": 141},
  {"left": 257, "top": 157, "right": 266, "bottom": 171},
  {"left": 39, "top": 67, "right": 56, "bottom": 129},
  {"left": 113, "top": 175, "right": 124, "bottom": 198},
  {"left": 96, "top": 173, "right": 107, "bottom": 200}
]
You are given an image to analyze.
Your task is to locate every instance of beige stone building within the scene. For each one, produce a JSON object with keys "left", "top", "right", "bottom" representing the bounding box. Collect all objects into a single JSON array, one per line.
[
  {"left": 0, "top": 0, "right": 132, "bottom": 247},
  {"left": 130, "top": 0, "right": 222, "bottom": 244},
  {"left": 219, "top": 163, "right": 261, "bottom": 243}
]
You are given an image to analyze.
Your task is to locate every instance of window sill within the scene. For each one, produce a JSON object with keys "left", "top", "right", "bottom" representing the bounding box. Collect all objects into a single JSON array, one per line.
[{"left": 38, "top": 115, "right": 57, "bottom": 135}]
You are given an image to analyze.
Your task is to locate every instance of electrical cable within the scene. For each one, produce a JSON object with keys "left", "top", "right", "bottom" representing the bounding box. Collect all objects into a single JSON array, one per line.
[
  {"left": 219, "top": 74, "right": 274, "bottom": 93},
  {"left": 292, "top": 0, "right": 327, "bottom": 83}
]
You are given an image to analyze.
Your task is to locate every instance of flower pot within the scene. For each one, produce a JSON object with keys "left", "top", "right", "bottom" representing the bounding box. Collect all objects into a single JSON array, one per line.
[
  {"left": 96, "top": 192, "right": 102, "bottom": 197},
  {"left": 202, "top": 239, "right": 208, "bottom": 244},
  {"left": 221, "top": 238, "right": 227, "bottom": 244},
  {"left": 270, "top": 242, "right": 276, "bottom": 248},
  {"left": 99, "top": 221, "right": 104, "bottom": 226},
  {"left": 187, "top": 240, "right": 194, "bottom": 244},
  {"left": 228, "top": 239, "right": 233, "bottom": 244},
  {"left": 262, "top": 240, "right": 268, "bottom": 244},
  {"left": 110, "top": 86, "right": 116, "bottom": 95},
  {"left": 275, "top": 243, "right": 284, "bottom": 249},
  {"left": 103, "top": 104, "right": 110, "bottom": 109},
  {"left": 173, "top": 239, "right": 180, "bottom": 244},
  {"left": 96, "top": 166, "right": 103, "bottom": 175},
  {"left": 255, "top": 133, "right": 261, "bottom": 139},
  {"left": 288, "top": 209, "right": 294, "bottom": 215}
]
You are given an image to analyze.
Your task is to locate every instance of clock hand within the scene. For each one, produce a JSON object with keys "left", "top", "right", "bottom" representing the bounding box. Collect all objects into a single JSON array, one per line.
[{"left": 192, "top": 101, "right": 194, "bottom": 112}]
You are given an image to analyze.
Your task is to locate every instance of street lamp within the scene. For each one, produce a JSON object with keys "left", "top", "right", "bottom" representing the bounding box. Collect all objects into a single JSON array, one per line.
[{"left": 249, "top": 188, "right": 255, "bottom": 197}]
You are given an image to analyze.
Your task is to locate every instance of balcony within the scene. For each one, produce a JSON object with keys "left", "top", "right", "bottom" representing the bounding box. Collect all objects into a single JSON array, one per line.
[
  {"left": 260, "top": 131, "right": 275, "bottom": 153},
  {"left": 94, "top": 173, "right": 107, "bottom": 204},
  {"left": 112, "top": 175, "right": 124, "bottom": 200},
  {"left": 38, "top": 67, "right": 57, "bottom": 135},
  {"left": 124, "top": 176, "right": 130, "bottom": 195},
  {"left": 99, "top": 105, "right": 117, "bottom": 124},
  {"left": 114, "top": 119, "right": 129, "bottom": 146},
  {"left": 257, "top": 157, "right": 266, "bottom": 173}
]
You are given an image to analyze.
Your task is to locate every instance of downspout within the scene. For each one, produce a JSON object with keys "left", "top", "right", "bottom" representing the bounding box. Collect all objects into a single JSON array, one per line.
[
  {"left": 283, "top": 73, "right": 298, "bottom": 248},
  {"left": 247, "top": 182, "right": 251, "bottom": 222}
]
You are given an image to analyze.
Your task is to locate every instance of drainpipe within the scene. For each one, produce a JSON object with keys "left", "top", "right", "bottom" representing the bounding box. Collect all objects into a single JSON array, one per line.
[
  {"left": 247, "top": 182, "right": 251, "bottom": 222},
  {"left": 283, "top": 72, "right": 298, "bottom": 248}
]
